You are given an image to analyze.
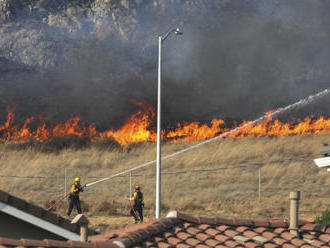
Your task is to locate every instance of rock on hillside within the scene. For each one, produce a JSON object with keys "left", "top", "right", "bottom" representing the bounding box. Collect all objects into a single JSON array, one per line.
[{"left": 0, "top": 0, "right": 225, "bottom": 70}]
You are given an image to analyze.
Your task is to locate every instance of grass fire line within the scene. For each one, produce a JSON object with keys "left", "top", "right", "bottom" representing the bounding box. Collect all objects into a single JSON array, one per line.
[{"left": 83, "top": 87, "right": 330, "bottom": 189}]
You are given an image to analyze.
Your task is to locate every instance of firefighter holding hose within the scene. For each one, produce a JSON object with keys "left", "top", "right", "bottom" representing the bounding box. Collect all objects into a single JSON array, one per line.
[
  {"left": 129, "top": 185, "right": 144, "bottom": 223},
  {"left": 67, "top": 177, "right": 85, "bottom": 216}
]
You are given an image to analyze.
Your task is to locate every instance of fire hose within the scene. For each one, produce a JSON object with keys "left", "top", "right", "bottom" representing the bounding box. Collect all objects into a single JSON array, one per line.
[
  {"left": 47, "top": 87, "right": 330, "bottom": 211},
  {"left": 46, "top": 185, "right": 86, "bottom": 211}
]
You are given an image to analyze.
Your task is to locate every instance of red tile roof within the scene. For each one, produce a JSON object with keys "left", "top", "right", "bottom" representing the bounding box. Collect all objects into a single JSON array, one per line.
[
  {"left": 89, "top": 211, "right": 330, "bottom": 248},
  {"left": 1, "top": 210, "right": 330, "bottom": 247}
]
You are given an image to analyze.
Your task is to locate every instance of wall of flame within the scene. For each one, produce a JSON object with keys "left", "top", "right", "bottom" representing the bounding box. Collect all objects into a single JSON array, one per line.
[{"left": 1, "top": 102, "right": 330, "bottom": 146}]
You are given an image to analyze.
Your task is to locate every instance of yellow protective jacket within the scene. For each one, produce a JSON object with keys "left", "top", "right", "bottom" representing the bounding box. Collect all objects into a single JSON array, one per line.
[
  {"left": 130, "top": 191, "right": 143, "bottom": 207},
  {"left": 70, "top": 183, "right": 83, "bottom": 196}
]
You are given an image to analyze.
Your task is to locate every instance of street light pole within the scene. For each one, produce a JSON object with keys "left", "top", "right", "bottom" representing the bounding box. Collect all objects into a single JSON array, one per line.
[
  {"left": 156, "top": 28, "right": 183, "bottom": 219},
  {"left": 156, "top": 35, "right": 162, "bottom": 219}
]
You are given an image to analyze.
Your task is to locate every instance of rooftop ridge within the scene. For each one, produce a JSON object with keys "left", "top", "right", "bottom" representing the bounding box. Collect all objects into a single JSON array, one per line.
[
  {"left": 0, "top": 237, "right": 119, "bottom": 248},
  {"left": 0, "top": 189, "right": 96, "bottom": 236},
  {"left": 170, "top": 210, "right": 314, "bottom": 228}
]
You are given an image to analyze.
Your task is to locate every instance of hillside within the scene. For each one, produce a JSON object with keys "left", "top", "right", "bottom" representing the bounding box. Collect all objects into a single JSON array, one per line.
[{"left": 0, "top": 134, "right": 329, "bottom": 231}]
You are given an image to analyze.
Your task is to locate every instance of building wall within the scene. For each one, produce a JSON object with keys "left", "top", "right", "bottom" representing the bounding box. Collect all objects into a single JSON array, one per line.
[{"left": 0, "top": 211, "right": 66, "bottom": 240}]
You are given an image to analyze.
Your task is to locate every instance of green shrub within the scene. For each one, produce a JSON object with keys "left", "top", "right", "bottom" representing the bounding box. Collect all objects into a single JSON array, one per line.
[{"left": 315, "top": 210, "right": 330, "bottom": 226}]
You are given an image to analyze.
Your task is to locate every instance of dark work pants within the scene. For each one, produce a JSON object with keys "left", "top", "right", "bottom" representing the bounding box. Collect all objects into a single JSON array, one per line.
[
  {"left": 67, "top": 195, "right": 81, "bottom": 216},
  {"left": 130, "top": 206, "right": 143, "bottom": 222}
]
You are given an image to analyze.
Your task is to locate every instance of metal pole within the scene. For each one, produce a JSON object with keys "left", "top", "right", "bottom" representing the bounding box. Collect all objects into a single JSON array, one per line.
[
  {"left": 156, "top": 36, "right": 162, "bottom": 219},
  {"left": 65, "top": 167, "right": 68, "bottom": 197},
  {"left": 258, "top": 167, "right": 261, "bottom": 200},
  {"left": 129, "top": 172, "right": 132, "bottom": 197}
]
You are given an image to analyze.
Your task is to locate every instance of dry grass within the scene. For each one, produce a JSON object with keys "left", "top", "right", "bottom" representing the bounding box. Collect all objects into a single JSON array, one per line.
[{"left": 0, "top": 134, "right": 330, "bottom": 231}]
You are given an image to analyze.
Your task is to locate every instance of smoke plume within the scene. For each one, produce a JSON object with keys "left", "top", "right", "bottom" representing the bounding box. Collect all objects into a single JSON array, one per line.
[{"left": 1, "top": 0, "right": 330, "bottom": 129}]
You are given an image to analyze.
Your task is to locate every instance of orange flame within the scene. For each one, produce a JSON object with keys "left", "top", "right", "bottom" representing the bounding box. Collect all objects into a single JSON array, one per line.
[{"left": 1, "top": 102, "right": 330, "bottom": 145}]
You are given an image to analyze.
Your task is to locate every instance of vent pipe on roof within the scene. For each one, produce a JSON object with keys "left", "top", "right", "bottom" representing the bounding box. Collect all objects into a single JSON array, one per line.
[
  {"left": 289, "top": 191, "right": 300, "bottom": 237},
  {"left": 71, "top": 214, "right": 89, "bottom": 242}
]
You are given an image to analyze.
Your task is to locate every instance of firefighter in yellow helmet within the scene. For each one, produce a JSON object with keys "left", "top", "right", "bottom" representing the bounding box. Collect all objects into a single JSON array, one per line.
[
  {"left": 129, "top": 185, "right": 144, "bottom": 223},
  {"left": 67, "top": 177, "right": 85, "bottom": 216}
]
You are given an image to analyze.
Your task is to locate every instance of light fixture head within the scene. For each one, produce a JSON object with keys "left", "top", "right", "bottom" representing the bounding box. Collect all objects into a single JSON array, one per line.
[{"left": 174, "top": 28, "right": 183, "bottom": 35}]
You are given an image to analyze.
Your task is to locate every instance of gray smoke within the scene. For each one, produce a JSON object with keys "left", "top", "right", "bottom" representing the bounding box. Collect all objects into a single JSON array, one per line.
[{"left": 1, "top": 0, "right": 330, "bottom": 129}]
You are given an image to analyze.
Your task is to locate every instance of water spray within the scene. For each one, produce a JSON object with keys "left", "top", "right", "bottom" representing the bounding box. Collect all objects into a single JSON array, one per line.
[{"left": 84, "top": 87, "right": 330, "bottom": 188}]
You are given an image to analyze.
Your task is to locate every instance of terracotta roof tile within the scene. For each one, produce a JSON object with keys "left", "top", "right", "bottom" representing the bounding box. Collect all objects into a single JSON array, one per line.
[
  {"left": 311, "top": 239, "right": 327, "bottom": 247},
  {"left": 185, "top": 237, "right": 201, "bottom": 246},
  {"left": 144, "top": 240, "right": 156, "bottom": 247},
  {"left": 154, "top": 236, "right": 165, "bottom": 243},
  {"left": 252, "top": 235, "right": 270, "bottom": 245},
  {"left": 300, "top": 245, "right": 315, "bottom": 248},
  {"left": 243, "top": 230, "right": 259, "bottom": 238},
  {"left": 273, "top": 237, "right": 288, "bottom": 245},
  {"left": 236, "top": 226, "right": 249, "bottom": 233},
  {"left": 43, "top": 239, "right": 71, "bottom": 247},
  {"left": 290, "top": 238, "right": 307, "bottom": 246},
  {"left": 167, "top": 237, "right": 183, "bottom": 246},
  {"left": 262, "top": 231, "right": 278, "bottom": 240},
  {"left": 282, "top": 244, "right": 296, "bottom": 248},
  {"left": 269, "top": 219, "right": 288, "bottom": 228},
  {"left": 176, "top": 232, "right": 192, "bottom": 241},
  {"left": 214, "top": 234, "right": 230, "bottom": 243},
  {"left": 224, "top": 239, "right": 240, "bottom": 247},
  {"left": 263, "top": 244, "right": 280, "bottom": 248},
  {"left": 254, "top": 219, "right": 270, "bottom": 227},
  {"left": 224, "top": 229, "right": 239, "bottom": 237},
  {"left": 205, "top": 238, "right": 221, "bottom": 246},
  {"left": 302, "top": 233, "right": 317, "bottom": 242},
  {"left": 244, "top": 242, "right": 260, "bottom": 248},
  {"left": 233, "top": 218, "right": 254, "bottom": 226},
  {"left": 254, "top": 227, "right": 267, "bottom": 233},
  {"left": 198, "top": 224, "right": 211, "bottom": 230},
  {"left": 196, "top": 232, "right": 212, "bottom": 241},
  {"left": 301, "top": 223, "right": 327, "bottom": 232},
  {"left": 177, "top": 212, "right": 200, "bottom": 223},
  {"left": 233, "top": 235, "right": 253, "bottom": 244},
  {"left": 183, "top": 222, "right": 193, "bottom": 229},
  {"left": 91, "top": 242, "right": 118, "bottom": 248},
  {"left": 215, "top": 216, "right": 233, "bottom": 225},
  {"left": 158, "top": 242, "right": 174, "bottom": 248},
  {"left": 214, "top": 245, "right": 228, "bottom": 248},
  {"left": 195, "top": 244, "right": 211, "bottom": 248},
  {"left": 216, "top": 225, "right": 229, "bottom": 232},
  {"left": 20, "top": 239, "right": 47, "bottom": 247},
  {"left": 116, "top": 237, "right": 133, "bottom": 247},
  {"left": 174, "top": 226, "right": 184, "bottom": 233},
  {"left": 205, "top": 228, "right": 220, "bottom": 236},
  {"left": 273, "top": 228, "right": 287, "bottom": 234},
  {"left": 198, "top": 217, "right": 218, "bottom": 226},
  {"left": 280, "top": 231, "right": 296, "bottom": 241},
  {"left": 319, "top": 234, "right": 330, "bottom": 243},
  {"left": 186, "top": 226, "right": 202, "bottom": 235},
  {"left": 0, "top": 237, "right": 22, "bottom": 246},
  {"left": 164, "top": 231, "right": 175, "bottom": 239},
  {"left": 176, "top": 243, "right": 193, "bottom": 248}
]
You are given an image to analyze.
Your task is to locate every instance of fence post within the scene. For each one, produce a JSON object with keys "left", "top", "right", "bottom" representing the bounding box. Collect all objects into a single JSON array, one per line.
[
  {"left": 65, "top": 168, "right": 68, "bottom": 197},
  {"left": 129, "top": 172, "right": 132, "bottom": 197},
  {"left": 258, "top": 167, "right": 261, "bottom": 200}
]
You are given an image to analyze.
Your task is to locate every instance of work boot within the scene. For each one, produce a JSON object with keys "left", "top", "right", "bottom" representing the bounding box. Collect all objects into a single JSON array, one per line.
[{"left": 134, "top": 219, "right": 139, "bottom": 224}]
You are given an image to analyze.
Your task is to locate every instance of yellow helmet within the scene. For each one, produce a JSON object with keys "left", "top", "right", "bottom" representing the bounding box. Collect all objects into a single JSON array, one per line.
[{"left": 74, "top": 177, "right": 80, "bottom": 182}]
